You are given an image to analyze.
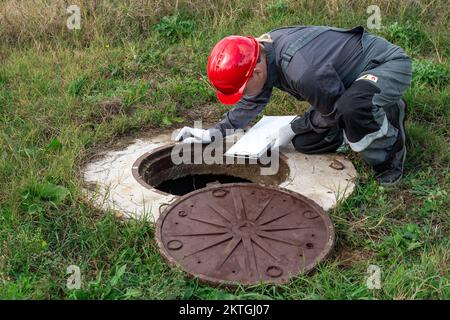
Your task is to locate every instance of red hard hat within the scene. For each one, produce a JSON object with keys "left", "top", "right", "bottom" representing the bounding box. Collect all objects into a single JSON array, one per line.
[{"left": 207, "top": 36, "right": 260, "bottom": 105}]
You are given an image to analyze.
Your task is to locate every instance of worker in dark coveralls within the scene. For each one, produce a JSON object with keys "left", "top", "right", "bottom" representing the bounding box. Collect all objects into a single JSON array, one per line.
[{"left": 175, "top": 26, "right": 412, "bottom": 186}]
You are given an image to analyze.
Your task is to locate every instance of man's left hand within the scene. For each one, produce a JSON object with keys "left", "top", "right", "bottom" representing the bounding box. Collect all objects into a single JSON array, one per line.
[{"left": 174, "top": 127, "right": 212, "bottom": 144}]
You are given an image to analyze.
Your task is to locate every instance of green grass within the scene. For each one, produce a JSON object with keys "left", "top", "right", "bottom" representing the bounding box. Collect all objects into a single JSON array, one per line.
[{"left": 0, "top": 0, "right": 449, "bottom": 299}]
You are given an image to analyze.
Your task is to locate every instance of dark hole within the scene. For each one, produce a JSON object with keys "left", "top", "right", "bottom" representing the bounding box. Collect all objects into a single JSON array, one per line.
[
  {"left": 155, "top": 174, "right": 251, "bottom": 196},
  {"left": 136, "top": 145, "right": 290, "bottom": 196}
]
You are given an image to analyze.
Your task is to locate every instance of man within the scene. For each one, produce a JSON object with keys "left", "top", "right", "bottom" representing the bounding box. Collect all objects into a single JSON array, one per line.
[{"left": 175, "top": 26, "right": 412, "bottom": 186}]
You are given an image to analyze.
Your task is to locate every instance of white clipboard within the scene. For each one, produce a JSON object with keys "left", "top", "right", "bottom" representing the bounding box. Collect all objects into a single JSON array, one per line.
[{"left": 225, "top": 115, "right": 296, "bottom": 159}]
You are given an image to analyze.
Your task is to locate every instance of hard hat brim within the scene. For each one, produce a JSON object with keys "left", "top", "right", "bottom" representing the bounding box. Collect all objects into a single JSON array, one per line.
[{"left": 216, "top": 82, "right": 246, "bottom": 105}]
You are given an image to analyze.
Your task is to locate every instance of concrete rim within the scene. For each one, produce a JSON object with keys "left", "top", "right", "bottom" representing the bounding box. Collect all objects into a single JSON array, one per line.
[{"left": 82, "top": 131, "right": 357, "bottom": 222}]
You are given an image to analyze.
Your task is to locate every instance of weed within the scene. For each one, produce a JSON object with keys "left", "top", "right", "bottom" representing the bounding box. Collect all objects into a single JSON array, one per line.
[
  {"left": 153, "top": 13, "right": 196, "bottom": 44},
  {"left": 379, "top": 224, "right": 422, "bottom": 257},
  {"left": 267, "top": 0, "right": 290, "bottom": 18},
  {"left": 412, "top": 59, "right": 450, "bottom": 88},
  {"left": 68, "top": 76, "right": 89, "bottom": 97},
  {"left": 384, "top": 22, "right": 427, "bottom": 55},
  {"left": 20, "top": 181, "right": 70, "bottom": 215}
]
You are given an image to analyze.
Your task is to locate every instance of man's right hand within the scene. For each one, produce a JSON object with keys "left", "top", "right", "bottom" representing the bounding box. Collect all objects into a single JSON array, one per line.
[{"left": 174, "top": 127, "right": 212, "bottom": 144}]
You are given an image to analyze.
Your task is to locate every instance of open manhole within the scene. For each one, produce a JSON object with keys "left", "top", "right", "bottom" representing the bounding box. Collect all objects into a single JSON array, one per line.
[
  {"left": 132, "top": 144, "right": 290, "bottom": 196},
  {"left": 155, "top": 183, "right": 334, "bottom": 287}
]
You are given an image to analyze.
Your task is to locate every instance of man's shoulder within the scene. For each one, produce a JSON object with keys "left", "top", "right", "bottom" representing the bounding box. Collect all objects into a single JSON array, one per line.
[
  {"left": 268, "top": 25, "right": 364, "bottom": 36},
  {"left": 267, "top": 25, "right": 308, "bottom": 36}
]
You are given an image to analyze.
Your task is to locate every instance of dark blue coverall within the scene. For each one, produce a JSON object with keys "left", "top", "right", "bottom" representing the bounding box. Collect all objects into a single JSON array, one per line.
[{"left": 207, "top": 26, "right": 412, "bottom": 168}]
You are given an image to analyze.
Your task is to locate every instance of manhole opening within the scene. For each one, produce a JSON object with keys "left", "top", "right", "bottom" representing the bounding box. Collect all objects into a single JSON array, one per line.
[
  {"left": 133, "top": 145, "right": 290, "bottom": 196},
  {"left": 156, "top": 174, "right": 251, "bottom": 196}
]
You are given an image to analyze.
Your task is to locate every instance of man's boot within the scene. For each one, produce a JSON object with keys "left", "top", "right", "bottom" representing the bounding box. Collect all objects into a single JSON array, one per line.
[{"left": 373, "top": 99, "right": 408, "bottom": 186}]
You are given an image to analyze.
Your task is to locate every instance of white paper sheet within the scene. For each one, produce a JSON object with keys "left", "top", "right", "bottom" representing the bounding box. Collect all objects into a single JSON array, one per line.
[{"left": 225, "top": 115, "right": 296, "bottom": 159}]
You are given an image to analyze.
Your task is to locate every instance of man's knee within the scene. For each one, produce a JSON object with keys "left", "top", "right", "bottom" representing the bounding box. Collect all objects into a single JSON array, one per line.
[
  {"left": 336, "top": 79, "right": 381, "bottom": 123},
  {"left": 292, "top": 134, "right": 311, "bottom": 153},
  {"left": 334, "top": 79, "right": 383, "bottom": 147},
  {"left": 292, "top": 129, "right": 343, "bottom": 154}
]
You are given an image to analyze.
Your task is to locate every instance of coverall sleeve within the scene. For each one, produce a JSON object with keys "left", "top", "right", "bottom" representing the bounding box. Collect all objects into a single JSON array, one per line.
[{"left": 209, "top": 86, "right": 273, "bottom": 137}]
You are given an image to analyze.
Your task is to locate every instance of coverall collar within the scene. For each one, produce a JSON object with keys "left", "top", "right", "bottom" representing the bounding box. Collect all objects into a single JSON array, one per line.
[{"left": 262, "top": 41, "right": 280, "bottom": 90}]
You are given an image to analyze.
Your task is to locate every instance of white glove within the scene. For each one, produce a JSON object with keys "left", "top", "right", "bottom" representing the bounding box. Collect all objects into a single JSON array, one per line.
[
  {"left": 271, "top": 122, "right": 296, "bottom": 150},
  {"left": 174, "top": 127, "right": 212, "bottom": 144}
]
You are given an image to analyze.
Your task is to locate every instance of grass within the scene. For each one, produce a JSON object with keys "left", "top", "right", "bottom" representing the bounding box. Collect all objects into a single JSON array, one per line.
[{"left": 0, "top": 0, "right": 449, "bottom": 299}]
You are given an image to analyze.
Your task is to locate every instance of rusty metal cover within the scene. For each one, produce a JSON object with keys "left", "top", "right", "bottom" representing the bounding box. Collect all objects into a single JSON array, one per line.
[{"left": 155, "top": 183, "right": 334, "bottom": 287}]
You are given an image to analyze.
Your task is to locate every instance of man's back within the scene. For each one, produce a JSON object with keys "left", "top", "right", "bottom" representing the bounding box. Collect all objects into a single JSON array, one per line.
[{"left": 269, "top": 26, "right": 363, "bottom": 87}]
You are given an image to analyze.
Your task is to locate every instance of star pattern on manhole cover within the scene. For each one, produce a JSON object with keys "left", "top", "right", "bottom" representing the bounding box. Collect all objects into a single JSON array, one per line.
[{"left": 156, "top": 183, "right": 334, "bottom": 287}]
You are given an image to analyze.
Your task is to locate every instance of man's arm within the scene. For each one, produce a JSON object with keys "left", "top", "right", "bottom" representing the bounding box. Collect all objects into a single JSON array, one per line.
[{"left": 208, "top": 86, "right": 273, "bottom": 137}]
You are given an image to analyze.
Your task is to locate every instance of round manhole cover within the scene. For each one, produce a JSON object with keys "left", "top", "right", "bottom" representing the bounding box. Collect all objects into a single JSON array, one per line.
[{"left": 155, "top": 183, "right": 334, "bottom": 286}]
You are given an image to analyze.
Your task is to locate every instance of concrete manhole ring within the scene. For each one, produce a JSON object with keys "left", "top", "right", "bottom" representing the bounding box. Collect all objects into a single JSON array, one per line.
[
  {"left": 82, "top": 131, "right": 357, "bottom": 220},
  {"left": 155, "top": 183, "right": 335, "bottom": 287},
  {"left": 132, "top": 143, "right": 290, "bottom": 195}
]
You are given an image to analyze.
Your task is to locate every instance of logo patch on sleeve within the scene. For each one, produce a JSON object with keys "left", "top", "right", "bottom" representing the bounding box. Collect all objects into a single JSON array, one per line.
[{"left": 357, "top": 74, "right": 378, "bottom": 83}]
